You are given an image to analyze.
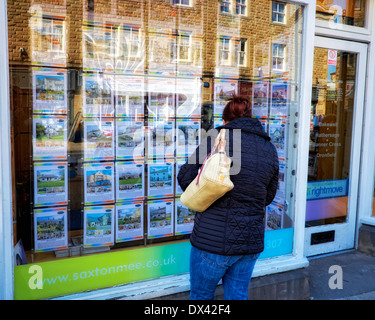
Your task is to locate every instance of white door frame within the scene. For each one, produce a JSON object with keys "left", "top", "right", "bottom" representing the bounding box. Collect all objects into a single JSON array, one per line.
[
  {"left": 0, "top": 0, "right": 14, "bottom": 300},
  {"left": 304, "top": 36, "right": 367, "bottom": 257}
]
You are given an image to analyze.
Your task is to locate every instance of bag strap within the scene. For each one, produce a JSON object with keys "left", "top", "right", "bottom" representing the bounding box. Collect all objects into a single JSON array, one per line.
[
  {"left": 213, "top": 129, "right": 226, "bottom": 154},
  {"left": 196, "top": 129, "right": 226, "bottom": 185}
]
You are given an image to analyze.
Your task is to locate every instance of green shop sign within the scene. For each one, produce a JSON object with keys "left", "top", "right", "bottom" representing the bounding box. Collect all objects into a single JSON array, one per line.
[
  {"left": 14, "top": 228, "right": 293, "bottom": 300},
  {"left": 14, "top": 241, "right": 191, "bottom": 300}
]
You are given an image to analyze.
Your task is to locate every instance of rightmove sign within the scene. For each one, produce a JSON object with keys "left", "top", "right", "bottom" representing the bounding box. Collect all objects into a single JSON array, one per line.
[{"left": 307, "top": 179, "right": 348, "bottom": 201}]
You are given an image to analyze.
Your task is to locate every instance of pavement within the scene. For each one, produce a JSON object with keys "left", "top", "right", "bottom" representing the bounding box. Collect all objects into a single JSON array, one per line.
[{"left": 307, "top": 250, "right": 375, "bottom": 300}]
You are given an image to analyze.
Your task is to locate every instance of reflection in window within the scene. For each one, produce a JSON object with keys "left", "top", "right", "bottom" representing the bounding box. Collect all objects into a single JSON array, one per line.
[
  {"left": 218, "top": 37, "right": 231, "bottom": 65},
  {"left": 172, "top": 33, "right": 191, "bottom": 62},
  {"left": 316, "top": 0, "right": 366, "bottom": 27},
  {"left": 173, "top": 0, "right": 190, "bottom": 5},
  {"left": 272, "top": 43, "right": 285, "bottom": 71},
  {"left": 234, "top": 39, "right": 247, "bottom": 67},
  {"left": 272, "top": 1, "right": 286, "bottom": 23},
  {"left": 220, "top": 0, "right": 232, "bottom": 13},
  {"left": 236, "top": 0, "right": 247, "bottom": 15}
]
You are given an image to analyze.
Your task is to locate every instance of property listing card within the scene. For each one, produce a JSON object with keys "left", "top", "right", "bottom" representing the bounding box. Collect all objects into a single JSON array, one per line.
[
  {"left": 84, "top": 118, "right": 115, "bottom": 161},
  {"left": 176, "top": 119, "right": 200, "bottom": 158},
  {"left": 84, "top": 205, "right": 115, "bottom": 247},
  {"left": 269, "top": 119, "right": 287, "bottom": 161},
  {"left": 175, "top": 198, "right": 195, "bottom": 235},
  {"left": 116, "top": 118, "right": 144, "bottom": 160},
  {"left": 34, "top": 207, "right": 68, "bottom": 252},
  {"left": 252, "top": 80, "right": 269, "bottom": 118},
  {"left": 116, "top": 202, "right": 144, "bottom": 243},
  {"left": 147, "top": 76, "right": 175, "bottom": 118},
  {"left": 266, "top": 202, "right": 284, "bottom": 231},
  {"left": 83, "top": 73, "right": 114, "bottom": 117},
  {"left": 147, "top": 159, "right": 174, "bottom": 199},
  {"left": 270, "top": 81, "right": 289, "bottom": 118},
  {"left": 32, "top": 67, "right": 68, "bottom": 114},
  {"left": 84, "top": 162, "right": 115, "bottom": 205},
  {"left": 213, "top": 79, "right": 238, "bottom": 118},
  {"left": 147, "top": 199, "right": 173, "bottom": 239},
  {"left": 175, "top": 77, "right": 201, "bottom": 118},
  {"left": 148, "top": 118, "right": 174, "bottom": 159},
  {"left": 116, "top": 161, "right": 145, "bottom": 202},
  {"left": 34, "top": 162, "right": 68, "bottom": 207},
  {"left": 33, "top": 115, "right": 67, "bottom": 160},
  {"left": 115, "top": 75, "right": 145, "bottom": 117},
  {"left": 83, "top": 24, "right": 114, "bottom": 72}
]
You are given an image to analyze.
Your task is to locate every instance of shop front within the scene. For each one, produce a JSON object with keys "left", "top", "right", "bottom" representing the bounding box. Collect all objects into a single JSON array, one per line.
[{"left": 1, "top": 0, "right": 375, "bottom": 300}]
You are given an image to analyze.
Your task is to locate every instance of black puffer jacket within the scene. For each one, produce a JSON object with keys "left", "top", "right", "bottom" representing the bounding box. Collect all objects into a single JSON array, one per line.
[{"left": 177, "top": 117, "right": 279, "bottom": 256}]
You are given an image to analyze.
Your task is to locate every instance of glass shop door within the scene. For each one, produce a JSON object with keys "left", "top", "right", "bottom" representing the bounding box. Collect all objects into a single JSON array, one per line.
[{"left": 304, "top": 37, "right": 367, "bottom": 257}]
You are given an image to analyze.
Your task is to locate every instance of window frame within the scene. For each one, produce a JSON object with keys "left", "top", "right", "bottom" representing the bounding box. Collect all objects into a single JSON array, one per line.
[{"left": 272, "top": 1, "right": 286, "bottom": 24}]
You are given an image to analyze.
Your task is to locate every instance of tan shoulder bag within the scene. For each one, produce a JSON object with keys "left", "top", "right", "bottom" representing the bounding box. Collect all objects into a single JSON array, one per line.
[{"left": 180, "top": 129, "right": 234, "bottom": 212}]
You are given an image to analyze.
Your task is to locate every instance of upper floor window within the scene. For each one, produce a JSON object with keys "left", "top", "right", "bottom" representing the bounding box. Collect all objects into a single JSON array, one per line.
[
  {"left": 173, "top": 0, "right": 191, "bottom": 5},
  {"left": 272, "top": 43, "right": 286, "bottom": 71},
  {"left": 220, "top": 0, "right": 232, "bottom": 13},
  {"left": 272, "top": 1, "right": 286, "bottom": 23},
  {"left": 234, "top": 38, "right": 247, "bottom": 66},
  {"left": 172, "top": 33, "right": 191, "bottom": 62},
  {"left": 218, "top": 37, "right": 231, "bottom": 65},
  {"left": 236, "top": 0, "right": 247, "bottom": 15}
]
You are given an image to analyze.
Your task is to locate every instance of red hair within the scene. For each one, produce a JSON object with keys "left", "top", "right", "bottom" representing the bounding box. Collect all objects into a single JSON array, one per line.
[{"left": 222, "top": 95, "right": 252, "bottom": 123}]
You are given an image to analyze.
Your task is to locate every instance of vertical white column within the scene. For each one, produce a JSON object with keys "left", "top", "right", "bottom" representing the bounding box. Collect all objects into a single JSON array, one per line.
[{"left": 0, "top": 0, "right": 14, "bottom": 300}]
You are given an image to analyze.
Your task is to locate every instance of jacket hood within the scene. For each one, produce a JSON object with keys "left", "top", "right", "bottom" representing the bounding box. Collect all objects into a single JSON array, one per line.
[{"left": 216, "top": 117, "right": 271, "bottom": 141}]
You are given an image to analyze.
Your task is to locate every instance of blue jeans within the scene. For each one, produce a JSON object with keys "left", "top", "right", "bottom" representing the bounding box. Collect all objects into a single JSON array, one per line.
[{"left": 189, "top": 246, "right": 259, "bottom": 300}]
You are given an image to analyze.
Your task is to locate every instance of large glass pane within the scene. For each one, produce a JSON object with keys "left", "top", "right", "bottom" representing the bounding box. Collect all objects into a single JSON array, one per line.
[
  {"left": 8, "top": 0, "right": 305, "bottom": 299},
  {"left": 306, "top": 48, "right": 357, "bottom": 227},
  {"left": 316, "top": 0, "right": 367, "bottom": 28}
]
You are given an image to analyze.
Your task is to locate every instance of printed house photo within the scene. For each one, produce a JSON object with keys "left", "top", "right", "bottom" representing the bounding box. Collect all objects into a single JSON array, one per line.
[
  {"left": 35, "top": 120, "right": 65, "bottom": 148},
  {"left": 85, "top": 79, "right": 112, "bottom": 105},
  {"left": 36, "top": 168, "right": 65, "bottom": 195},
  {"left": 86, "top": 123, "right": 113, "bottom": 149},
  {"left": 150, "top": 205, "right": 172, "bottom": 228},
  {"left": 36, "top": 214, "right": 65, "bottom": 241},
  {"left": 35, "top": 74, "right": 65, "bottom": 102},
  {"left": 149, "top": 165, "right": 172, "bottom": 189},
  {"left": 86, "top": 212, "right": 112, "bottom": 236},
  {"left": 117, "top": 207, "right": 142, "bottom": 231},
  {"left": 177, "top": 124, "right": 199, "bottom": 147},
  {"left": 118, "top": 167, "right": 142, "bottom": 191},
  {"left": 176, "top": 203, "right": 195, "bottom": 225},
  {"left": 117, "top": 124, "right": 143, "bottom": 148},
  {"left": 86, "top": 169, "right": 113, "bottom": 194}
]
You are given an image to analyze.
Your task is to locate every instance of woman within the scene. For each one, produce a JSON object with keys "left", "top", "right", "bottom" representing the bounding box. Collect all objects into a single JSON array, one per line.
[{"left": 177, "top": 96, "right": 279, "bottom": 300}]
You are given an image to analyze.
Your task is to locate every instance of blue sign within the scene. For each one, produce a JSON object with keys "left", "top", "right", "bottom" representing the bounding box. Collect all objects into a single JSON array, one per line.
[{"left": 306, "top": 179, "right": 348, "bottom": 201}]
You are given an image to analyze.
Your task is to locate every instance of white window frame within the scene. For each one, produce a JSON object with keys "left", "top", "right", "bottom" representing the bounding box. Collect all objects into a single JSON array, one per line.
[
  {"left": 272, "top": 43, "right": 286, "bottom": 71},
  {"left": 121, "top": 27, "right": 142, "bottom": 59},
  {"left": 0, "top": 0, "right": 14, "bottom": 300},
  {"left": 220, "top": 0, "right": 232, "bottom": 14},
  {"left": 172, "top": 0, "right": 191, "bottom": 6},
  {"left": 172, "top": 32, "right": 192, "bottom": 62},
  {"left": 218, "top": 37, "right": 231, "bottom": 65},
  {"left": 272, "top": 1, "right": 286, "bottom": 24},
  {"left": 234, "top": 38, "right": 247, "bottom": 67},
  {"left": 235, "top": 0, "right": 247, "bottom": 16}
]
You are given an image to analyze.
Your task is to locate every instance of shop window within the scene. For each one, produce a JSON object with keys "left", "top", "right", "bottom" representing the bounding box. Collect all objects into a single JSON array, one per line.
[
  {"left": 272, "top": 1, "right": 286, "bottom": 24},
  {"left": 272, "top": 43, "right": 286, "bottom": 71},
  {"left": 8, "top": 0, "right": 305, "bottom": 300},
  {"left": 316, "top": 0, "right": 367, "bottom": 28}
]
